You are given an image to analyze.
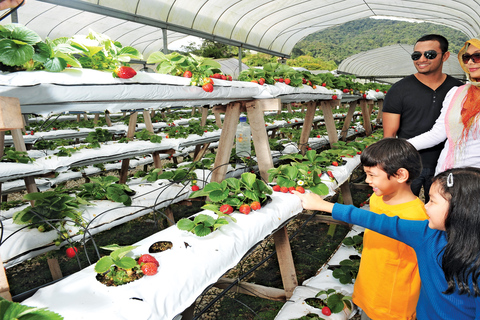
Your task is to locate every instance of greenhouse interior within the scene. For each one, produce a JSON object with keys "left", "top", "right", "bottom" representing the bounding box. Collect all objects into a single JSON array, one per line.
[{"left": 0, "top": 0, "right": 478, "bottom": 319}]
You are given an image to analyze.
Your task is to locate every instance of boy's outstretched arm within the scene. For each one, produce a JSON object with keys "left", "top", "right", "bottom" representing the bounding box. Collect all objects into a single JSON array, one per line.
[{"left": 291, "top": 191, "right": 334, "bottom": 213}]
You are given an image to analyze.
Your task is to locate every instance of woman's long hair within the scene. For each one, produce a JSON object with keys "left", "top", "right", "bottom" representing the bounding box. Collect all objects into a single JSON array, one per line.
[{"left": 433, "top": 167, "right": 480, "bottom": 296}]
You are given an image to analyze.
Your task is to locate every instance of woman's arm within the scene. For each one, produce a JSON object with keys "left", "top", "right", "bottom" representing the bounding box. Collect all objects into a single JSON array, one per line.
[{"left": 407, "top": 87, "right": 457, "bottom": 150}]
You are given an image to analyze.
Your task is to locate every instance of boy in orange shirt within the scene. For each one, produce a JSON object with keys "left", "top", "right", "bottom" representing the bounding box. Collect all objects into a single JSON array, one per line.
[{"left": 298, "top": 138, "right": 428, "bottom": 320}]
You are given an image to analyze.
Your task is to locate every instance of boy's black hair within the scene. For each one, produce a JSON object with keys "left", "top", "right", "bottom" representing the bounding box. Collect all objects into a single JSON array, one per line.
[
  {"left": 416, "top": 34, "right": 449, "bottom": 53},
  {"left": 433, "top": 167, "right": 480, "bottom": 296},
  {"left": 360, "top": 138, "right": 422, "bottom": 183}
]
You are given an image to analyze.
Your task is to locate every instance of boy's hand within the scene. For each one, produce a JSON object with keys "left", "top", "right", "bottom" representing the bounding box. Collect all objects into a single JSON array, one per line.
[{"left": 291, "top": 191, "right": 334, "bottom": 213}]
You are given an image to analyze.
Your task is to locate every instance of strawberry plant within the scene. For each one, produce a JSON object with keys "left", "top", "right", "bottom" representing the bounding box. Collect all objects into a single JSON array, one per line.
[
  {"left": 12, "top": 190, "right": 85, "bottom": 231},
  {"left": 95, "top": 244, "right": 146, "bottom": 286},
  {"left": 77, "top": 176, "right": 135, "bottom": 206},
  {"left": 85, "top": 128, "right": 112, "bottom": 148},
  {"left": 329, "top": 258, "right": 360, "bottom": 284},
  {"left": 134, "top": 129, "right": 163, "bottom": 143},
  {"left": 311, "top": 289, "right": 353, "bottom": 314},
  {"left": 342, "top": 233, "right": 364, "bottom": 253},
  {"left": 136, "top": 168, "right": 196, "bottom": 183},
  {"left": 0, "top": 297, "right": 63, "bottom": 320},
  {"left": 1, "top": 150, "right": 34, "bottom": 163},
  {"left": 189, "top": 172, "right": 272, "bottom": 210},
  {"left": 177, "top": 212, "right": 235, "bottom": 237}
]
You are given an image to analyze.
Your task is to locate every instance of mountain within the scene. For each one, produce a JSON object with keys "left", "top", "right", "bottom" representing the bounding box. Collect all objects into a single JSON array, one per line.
[{"left": 292, "top": 18, "right": 469, "bottom": 64}]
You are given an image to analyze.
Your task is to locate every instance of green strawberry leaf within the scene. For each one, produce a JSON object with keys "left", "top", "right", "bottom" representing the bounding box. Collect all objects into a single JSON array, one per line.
[
  {"left": 309, "top": 183, "right": 329, "bottom": 196},
  {"left": 94, "top": 256, "right": 114, "bottom": 273},
  {"left": 177, "top": 218, "right": 195, "bottom": 231},
  {"left": 0, "top": 39, "right": 34, "bottom": 66},
  {"left": 114, "top": 256, "right": 137, "bottom": 270}
]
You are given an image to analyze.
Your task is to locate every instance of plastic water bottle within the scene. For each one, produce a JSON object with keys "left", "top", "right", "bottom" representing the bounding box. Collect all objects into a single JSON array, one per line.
[{"left": 236, "top": 115, "right": 251, "bottom": 158}]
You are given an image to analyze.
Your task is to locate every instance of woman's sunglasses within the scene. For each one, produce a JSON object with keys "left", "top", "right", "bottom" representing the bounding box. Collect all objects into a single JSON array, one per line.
[
  {"left": 461, "top": 53, "right": 480, "bottom": 64},
  {"left": 411, "top": 50, "right": 442, "bottom": 61}
]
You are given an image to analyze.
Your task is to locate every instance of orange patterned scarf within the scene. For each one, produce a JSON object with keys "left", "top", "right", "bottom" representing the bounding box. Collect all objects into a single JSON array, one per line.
[{"left": 461, "top": 85, "right": 480, "bottom": 139}]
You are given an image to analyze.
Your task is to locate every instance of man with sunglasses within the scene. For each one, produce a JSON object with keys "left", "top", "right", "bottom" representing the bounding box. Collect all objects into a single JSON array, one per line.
[{"left": 382, "top": 34, "right": 463, "bottom": 203}]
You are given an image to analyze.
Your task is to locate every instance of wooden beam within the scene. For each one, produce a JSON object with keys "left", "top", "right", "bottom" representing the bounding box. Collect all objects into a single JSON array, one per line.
[
  {"left": 320, "top": 100, "right": 338, "bottom": 148},
  {"left": 214, "top": 277, "right": 286, "bottom": 301},
  {"left": 376, "top": 99, "right": 384, "bottom": 125},
  {"left": 47, "top": 258, "right": 63, "bottom": 281},
  {"left": 340, "top": 101, "right": 358, "bottom": 141},
  {"left": 273, "top": 226, "right": 298, "bottom": 299},
  {"left": 211, "top": 102, "right": 242, "bottom": 183},
  {"left": 359, "top": 99, "right": 372, "bottom": 136},
  {"left": 299, "top": 101, "right": 316, "bottom": 155},
  {"left": 119, "top": 112, "right": 138, "bottom": 184}
]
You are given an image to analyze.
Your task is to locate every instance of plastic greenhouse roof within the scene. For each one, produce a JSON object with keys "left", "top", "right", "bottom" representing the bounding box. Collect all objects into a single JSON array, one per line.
[{"left": 1, "top": 0, "right": 479, "bottom": 77}]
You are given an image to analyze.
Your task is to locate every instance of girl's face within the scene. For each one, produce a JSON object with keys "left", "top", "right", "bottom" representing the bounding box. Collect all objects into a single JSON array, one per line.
[
  {"left": 425, "top": 182, "right": 449, "bottom": 230},
  {"left": 465, "top": 44, "right": 480, "bottom": 81}
]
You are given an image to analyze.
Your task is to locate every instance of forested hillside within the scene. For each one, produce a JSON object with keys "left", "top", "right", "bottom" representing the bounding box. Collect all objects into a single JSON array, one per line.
[{"left": 292, "top": 18, "right": 469, "bottom": 64}]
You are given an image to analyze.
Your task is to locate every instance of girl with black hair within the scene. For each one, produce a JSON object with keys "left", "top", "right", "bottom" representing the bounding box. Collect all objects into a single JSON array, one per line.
[{"left": 293, "top": 167, "right": 480, "bottom": 319}]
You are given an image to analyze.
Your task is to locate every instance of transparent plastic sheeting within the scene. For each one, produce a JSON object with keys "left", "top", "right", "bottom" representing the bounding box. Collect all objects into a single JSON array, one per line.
[{"left": 3, "top": 0, "right": 479, "bottom": 59}]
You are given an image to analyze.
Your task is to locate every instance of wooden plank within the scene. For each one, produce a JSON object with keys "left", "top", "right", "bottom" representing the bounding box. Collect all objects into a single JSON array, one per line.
[
  {"left": 256, "top": 98, "right": 281, "bottom": 111},
  {"left": 340, "top": 101, "right": 358, "bottom": 141},
  {"left": 105, "top": 111, "right": 112, "bottom": 127},
  {"left": 211, "top": 102, "right": 242, "bottom": 183},
  {"left": 376, "top": 99, "right": 384, "bottom": 125},
  {"left": 214, "top": 277, "right": 286, "bottom": 301},
  {"left": 247, "top": 100, "right": 274, "bottom": 182},
  {"left": 340, "top": 181, "right": 353, "bottom": 205},
  {"left": 11, "top": 129, "right": 37, "bottom": 204},
  {"left": 200, "top": 105, "right": 209, "bottom": 126},
  {"left": 359, "top": 99, "right": 372, "bottom": 136},
  {"left": 273, "top": 226, "right": 298, "bottom": 299},
  {"left": 286, "top": 103, "right": 293, "bottom": 113},
  {"left": 193, "top": 143, "right": 211, "bottom": 162},
  {"left": 320, "top": 101, "right": 338, "bottom": 148},
  {"left": 119, "top": 112, "right": 138, "bottom": 184},
  {"left": 0, "top": 97, "right": 22, "bottom": 130},
  {"left": 143, "top": 110, "right": 154, "bottom": 133},
  {"left": 0, "top": 131, "right": 4, "bottom": 158},
  {"left": 47, "top": 258, "right": 63, "bottom": 281},
  {"left": 299, "top": 101, "right": 316, "bottom": 155},
  {"left": 93, "top": 114, "right": 99, "bottom": 126}
]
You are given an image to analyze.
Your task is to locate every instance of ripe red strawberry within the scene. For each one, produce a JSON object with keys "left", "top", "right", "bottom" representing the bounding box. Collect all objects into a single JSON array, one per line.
[
  {"left": 316, "top": 135, "right": 321, "bottom": 138},
  {"left": 295, "top": 186, "right": 305, "bottom": 194},
  {"left": 251, "top": 80, "right": 259, "bottom": 84},
  {"left": 66, "top": 247, "right": 77, "bottom": 258},
  {"left": 212, "top": 73, "right": 221, "bottom": 79},
  {"left": 332, "top": 161, "right": 339, "bottom": 166},
  {"left": 226, "top": 75, "right": 232, "bottom": 81},
  {"left": 280, "top": 186, "right": 289, "bottom": 193},
  {"left": 250, "top": 201, "right": 261, "bottom": 211},
  {"left": 258, "top": 78, "right": 265, "bottom": 85},
  {"left": 278, "top": 78, "right": 284, "bottom": 83},
  {"left": 312, "top": 85, "right": 317, "bottom": 89},
  {"left": 272, "top": 185, "right": 281, "bottom": 192},
  {"left": 191, "top": 185, "right": 200, "bottom": 191},
  {"left": 284, "top": 78, "right": 291, "bottom": 85},
  {"left": 321, "top": 306, "right": 332, "bottom": 316},
  {"left": 375, "top": 88, "right": 380, "bottom": 92},
  {"left": 288, "top": 186, "right": 295, "bottom": 193},
  {"left": 322, "top": 82, "right": 326, "bottom": 87},
  {"left": 302, "top": 78, "right": 307, "bottom": 84},
  {"left": 221, "top": 75, "right": 227, "bottom": 80},
  {"left": 141, "top": 262, "right": 158, "bottom": 276},
  {"left": 30, "top": 130, "right": 34, "bottom": 135},
  {"left": 219, "top": 204, "right": 234, "bottom": 215},
  {"left": 202, "top": 83, "right": 214, "bottom": 92},
  {"left": 343, "top": 88, "right": 349, "bottom": 93},
  {"left": 332, "top": 94, "right": 338, "bottom": 100},
  {"left": 327, "top": 171, "right": 335, "bottom": 180},
  {"left": 239, "top": 204, "right": 251, "bottom": 215},
  {"left": 363, "top": 93, "right": 367, "bottom": 99},
  {"left": 114, "top": 66, "right": 137, "bottom": 79},
  {"left": 138, "top": 254, "right": 159, "bottom": 267},
  {"left": 183, "top": 70, "right": 192, "bottom": 78}
]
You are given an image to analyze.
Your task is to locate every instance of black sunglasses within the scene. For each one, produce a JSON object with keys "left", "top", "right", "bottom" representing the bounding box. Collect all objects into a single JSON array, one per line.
[
  {"left": 411, "top": 50, "right": 442, "bottom": 61},
  {"left": 461, "top": 53, "right": 480, "bottom": 64}
]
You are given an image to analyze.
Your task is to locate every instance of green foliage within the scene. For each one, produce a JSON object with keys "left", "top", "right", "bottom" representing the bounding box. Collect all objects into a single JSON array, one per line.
[
  {"left": 293, "top": 18, "right": 469, "bottom": 64},
  {"left": 315, "top": 288, "right": 353, "bottom": 313},
  {"left": 85, "top": 128, "right": 112, "bottom": 148},
  {"left": 342, "top": 234, "right": 363, "bottom": 253},
  {"left": 177, "top": 213, "right": 233, "bottom": 237},
  {"left": 331, "top": 258, "right": 360, "bottom": 284},
  {"left": 77, "top": 176, "right": 134, "bottom": 206},
  {"left": 1, "top": 150, "right": 34, "bottom": 163},
  {"left": 94, "top": 244, "right": 139, "bottom": 273},
  {"left": 189, "top": 172, "right": 272, "bottom": 209},
  {"left": 13, "top": 190, "right": 84, "bottom": 231},
  {"left": 134, "top": 129, "right": 163, "bottom": 143},
  {"left": 0, "top": 297, "right": 63, "bottom": 320},
  {"left": 137, "top": 168, "right": 197, "bottom": 183},
  {"left": 71, "top": 30, "right": 142, "bottom": 70}
]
